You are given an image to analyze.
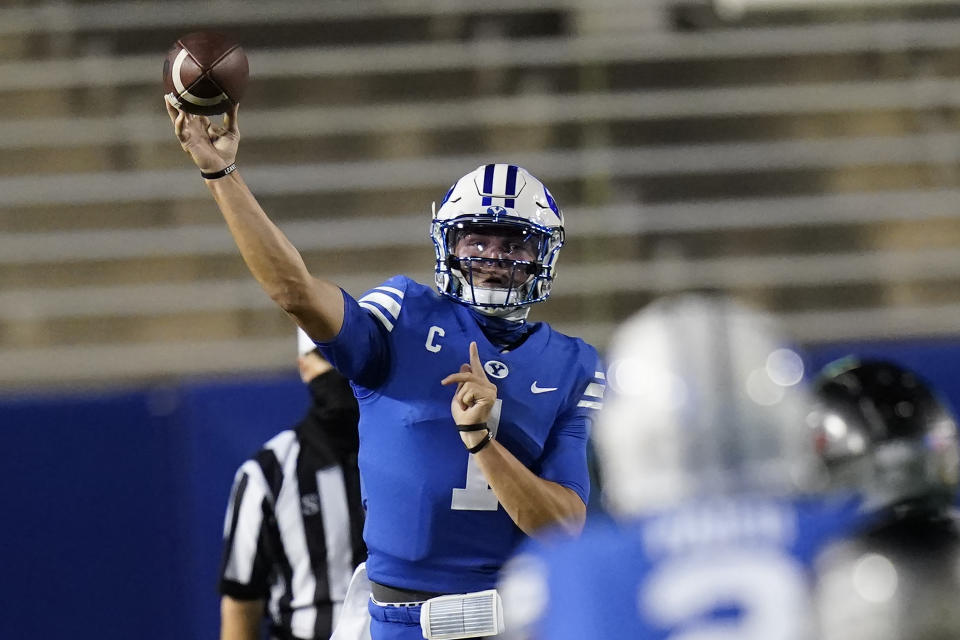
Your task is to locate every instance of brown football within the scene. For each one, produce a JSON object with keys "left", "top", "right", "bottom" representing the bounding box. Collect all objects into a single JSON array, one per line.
[{"left": 162, "top": 31, "right": 248, "bottom": 116}]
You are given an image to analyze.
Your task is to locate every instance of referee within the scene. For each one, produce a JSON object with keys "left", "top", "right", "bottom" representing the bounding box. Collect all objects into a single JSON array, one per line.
[{"left": 219, "top": 330, "right": 366, "bottom": 640}]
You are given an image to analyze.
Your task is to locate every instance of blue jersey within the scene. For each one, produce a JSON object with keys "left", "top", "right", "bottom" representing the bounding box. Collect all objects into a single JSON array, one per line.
[
  {"left": 316, "top": 276, "right": 601, "bottom": 593},
  {"left": 501, "top": 496, "right": 863, "bottom": 640}
]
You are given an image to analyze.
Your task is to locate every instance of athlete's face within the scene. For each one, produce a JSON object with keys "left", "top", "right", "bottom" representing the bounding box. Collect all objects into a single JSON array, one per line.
[{"left": 453, "top": 227, "right": 539, "bottom": 288}]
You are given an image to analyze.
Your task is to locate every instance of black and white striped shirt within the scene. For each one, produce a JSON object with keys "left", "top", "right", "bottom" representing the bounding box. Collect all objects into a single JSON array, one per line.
[{"left": 219, "top": 426, "right": 365, "bottom": 640}]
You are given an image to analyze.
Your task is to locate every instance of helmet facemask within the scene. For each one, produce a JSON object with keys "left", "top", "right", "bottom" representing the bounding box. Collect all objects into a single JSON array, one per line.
[{"left": 432, "top": 216, "right": 563, "bottom": 317}]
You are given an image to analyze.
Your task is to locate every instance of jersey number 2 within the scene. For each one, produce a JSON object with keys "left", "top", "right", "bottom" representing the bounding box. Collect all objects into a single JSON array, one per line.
[
  {"left": 450, "top": 399, "right": 502, "bottom": 511},
  {"left": 642, "top": 550, "right": 811, "bottom": 640}
]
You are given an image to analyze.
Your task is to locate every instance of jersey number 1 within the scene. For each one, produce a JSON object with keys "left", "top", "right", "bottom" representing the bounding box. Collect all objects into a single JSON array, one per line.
[{"left": 450, "top": 399, "right": 502, "bottom": 511}]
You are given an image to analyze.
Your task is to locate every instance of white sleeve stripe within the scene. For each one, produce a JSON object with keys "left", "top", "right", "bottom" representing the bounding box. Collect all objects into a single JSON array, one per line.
[
  {"left": 577, "top": 400, "right": 603, "bottom": 410},
  {"left": 359, "top": 291, "right": 402, "bottom": 320},
  {"left": 583, "top": 383, "right": 605, "bottom": 398},
  {"left": 375, "top": 286, "right": 405, "bottom": 299},
  {"left": 359, "top": 302, "right": 395, "bottom": 332},
  {"left": 595, "top": 371, "right": 606, "bottom": 379}
]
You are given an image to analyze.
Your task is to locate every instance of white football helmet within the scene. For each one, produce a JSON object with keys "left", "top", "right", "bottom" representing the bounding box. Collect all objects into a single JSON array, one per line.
[
  {"left": 596, "top": 293, "right": 825, "bottom": 518},
  {"left": 431, "top": 164, "right": 564, "bottom": 316}
]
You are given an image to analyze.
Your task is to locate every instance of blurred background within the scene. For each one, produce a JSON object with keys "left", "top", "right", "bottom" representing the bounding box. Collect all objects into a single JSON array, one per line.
[{"left": 3, "top": 0, "right": 960, "bottom": 637}]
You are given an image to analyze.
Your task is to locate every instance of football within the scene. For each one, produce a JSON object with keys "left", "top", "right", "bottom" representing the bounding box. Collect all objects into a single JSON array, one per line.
[{"left": 162, "top": 31, "right": 248, "bottom": 116}]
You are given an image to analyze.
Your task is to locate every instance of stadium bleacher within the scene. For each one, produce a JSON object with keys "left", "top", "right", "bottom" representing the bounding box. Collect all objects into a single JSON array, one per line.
[{"left": 3, "top": 0, "right": 960, "bottom": 389}]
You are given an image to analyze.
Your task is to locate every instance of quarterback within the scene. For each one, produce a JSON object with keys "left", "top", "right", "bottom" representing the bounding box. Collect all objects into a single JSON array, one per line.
[{"left": 165, "top": 101, "right": 601, "bottom": 640}]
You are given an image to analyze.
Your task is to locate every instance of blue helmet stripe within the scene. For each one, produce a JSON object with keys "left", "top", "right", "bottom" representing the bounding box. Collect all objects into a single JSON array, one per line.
[
  {"left": 503, "top": 164, "right": 518, "bottom": 208},
  {"left": 544, "top": 187, "right": 560, "bottom": 216},
  {"left": 481, "top": 164, "right": 495, "bottom": 207},
  {"left": 439, "top": 183, "right": 456, "bottom": 207}
]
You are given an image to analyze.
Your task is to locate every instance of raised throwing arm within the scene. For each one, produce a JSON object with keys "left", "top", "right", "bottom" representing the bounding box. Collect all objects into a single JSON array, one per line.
[{"left": 164, "top": 98, "right": 344, "bottom": 341}]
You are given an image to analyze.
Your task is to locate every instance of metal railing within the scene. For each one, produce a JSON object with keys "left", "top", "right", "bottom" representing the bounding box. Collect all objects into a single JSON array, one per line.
[
  {"left": 3, "top": 189, "right": 959, "bottom": 265},
  {"left": 2, "top": 133, "right": 958, "bottom": 207},
  {"left": 3, "top": 77, "right": 959, "bottom": 151},
  {"left": 4, "top": 18, "right": 960, "bottom": 91}
]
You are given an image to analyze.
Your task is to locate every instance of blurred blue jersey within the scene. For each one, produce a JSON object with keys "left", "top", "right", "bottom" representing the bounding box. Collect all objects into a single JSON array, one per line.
[
  {"left": 316, "top": 276, "right": 601, "bottom": 593},
  {"left": 502, "top": 495, "right": 863, "bottom": 640}
]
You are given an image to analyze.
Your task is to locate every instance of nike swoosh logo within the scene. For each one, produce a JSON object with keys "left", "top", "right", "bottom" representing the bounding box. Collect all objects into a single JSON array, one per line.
[{"left": 531, "top": 381, "right": 558, "bottom": 394}]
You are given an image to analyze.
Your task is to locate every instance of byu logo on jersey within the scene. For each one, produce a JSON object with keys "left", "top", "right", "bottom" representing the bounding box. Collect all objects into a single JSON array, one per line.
[{"left": 484, "top": 360, "right": 509, "bottom": 379}]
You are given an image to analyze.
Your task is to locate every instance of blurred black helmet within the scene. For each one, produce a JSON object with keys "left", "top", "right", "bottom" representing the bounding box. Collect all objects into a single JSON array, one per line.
[{"left": 809, "top": 358, "right": 960, "bottom": 514}]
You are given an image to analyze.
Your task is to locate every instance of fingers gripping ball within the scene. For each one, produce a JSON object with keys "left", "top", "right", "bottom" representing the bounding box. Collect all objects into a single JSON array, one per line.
[{"left": 163, "top": 31, "right": 248, "bottom": 116}]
